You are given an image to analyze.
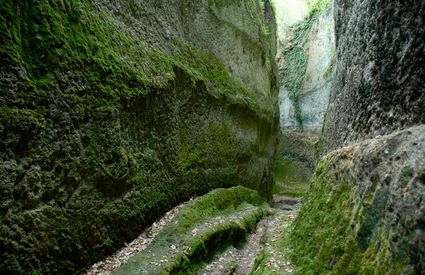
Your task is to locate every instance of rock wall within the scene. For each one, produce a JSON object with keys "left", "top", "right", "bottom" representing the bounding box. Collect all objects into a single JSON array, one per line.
[
  {"left": 290, "top": 0, "right": 425, "bottom": 273},
  {"left": 274, "top": 0, "right": 334, "bottom": 198},
  {"left": 278, "top": 0, "right": 335, "bottom": 133},
  {"left": 0, "top": 0, "right": 278, "bottom": 273},
  {"left": 300, "top": 6, "right": 335, "bottom": 132},
  {"left": 323, "top": 0, "right": 425, "bottom": 150}
]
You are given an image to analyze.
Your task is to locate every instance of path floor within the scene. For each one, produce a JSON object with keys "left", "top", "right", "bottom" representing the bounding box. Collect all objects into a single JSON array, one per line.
[
  {"left": 85, "top": 200, "right": 191, "bottom": 275},
  {"left": 85, "top": 196, "right": 299, "bottom": 275},
  {"left": 199, "top": 196, "right": 299, "bottom": 275}
]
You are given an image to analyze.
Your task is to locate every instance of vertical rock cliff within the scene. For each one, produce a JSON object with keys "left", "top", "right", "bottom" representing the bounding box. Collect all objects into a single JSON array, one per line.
[
  {"left": 277, "top": 0, "right": 335, "bottom": 133},
  {"left": 289, "top": 0, "right": 425, "bottom": 274},
  {"left": 0, "top": 0, "right": 278, "bottom": 273},
  {"left": 273, "top": 0, "right": 334, "bottom": 197},
  {"left": 323, "top": 0, "right": 425, "bottom": 150}
]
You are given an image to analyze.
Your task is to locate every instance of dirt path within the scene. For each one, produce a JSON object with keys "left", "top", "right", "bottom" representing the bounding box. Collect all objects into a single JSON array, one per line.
[
  {"left": 197, "top": 218, "right": 269, "bottom": 275},
  {"left": 85, "top": 196, "right": 299, "bottom": 275},
  {"left": 198, "top": 196, "right": 299, "bottom": 275},
  {"left": 85, "top": 199, "right": 191, "bottom": 275}
]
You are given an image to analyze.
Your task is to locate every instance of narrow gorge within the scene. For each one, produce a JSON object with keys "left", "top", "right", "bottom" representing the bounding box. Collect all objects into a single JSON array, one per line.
[{"left": 0, "top": 0, "right": 423, "bottom": 274}]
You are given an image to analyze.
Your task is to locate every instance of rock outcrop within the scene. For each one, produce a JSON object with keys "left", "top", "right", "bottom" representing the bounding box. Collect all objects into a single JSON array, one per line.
[
  {"left": 291, "top": 126, "right": 425, "bottom": 274},
  {"left": 0, "top": 0, "right": 278, "bottom": 273}
]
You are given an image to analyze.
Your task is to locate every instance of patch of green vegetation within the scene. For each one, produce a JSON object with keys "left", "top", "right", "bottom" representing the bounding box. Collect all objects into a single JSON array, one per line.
[
  {"left": 282, "top": 46, "right": 307, "bottom": 130},
  {"left": 256, "top": 0, "right": 272, "bottom": 37},
  {"left": 160, "top": 186, "right": 267, "bottom": 234},
  {"left": 272, "top": 132, "right": 317, "bottom": 197},
  {"left": 306, "top": 0, "right": 332, "bottom": 17},
  {"left": 0, "top": 106, "right": 44, "bottom": 131},
  {"left": 287, "top": 162, "right": 353, "bottom": 274},
  {"left": 114, "top": 186, "right": 270, "bottom": 274},
  {"left": 251, "top": 248, "right": 275, "bottom": 275},
  {"left": 1, "top": 0, "right": 274, "bottom": 123}
]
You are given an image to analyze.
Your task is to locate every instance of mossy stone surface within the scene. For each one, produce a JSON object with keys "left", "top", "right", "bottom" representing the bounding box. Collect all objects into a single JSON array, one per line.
[
  {"left": 0, "top": 0, "right": 279, "bottom": 273},
  {"left": 288, "top": 126, "right": 425, "bottom": 274},
  {"left": 273, "top": 130, "right": 318, "bottom": 197}
]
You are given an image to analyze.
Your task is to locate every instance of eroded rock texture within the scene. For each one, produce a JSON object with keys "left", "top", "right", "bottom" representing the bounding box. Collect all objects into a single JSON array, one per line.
[
  {"left": 291, "top": 126, "right": 425, "bottom": 274},
  {"left": 277, "top": 1, "right": 335, "bottom": 133},
  {"left": 0, "top": 0, "right": 278, "bottom": 273},
  {"left": 290, "top": 1, "right": 425, "bottom": 274},
  {"left": 324, "top": 0, "right": 425, "bottom": 150}
]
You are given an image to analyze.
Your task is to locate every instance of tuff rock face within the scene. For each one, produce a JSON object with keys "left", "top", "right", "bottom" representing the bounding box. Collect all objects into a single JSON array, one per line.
[
  {"left": 324, "top": 0, "right": 425, "bottom": 150},
  {"left": 291, "top": 126, "right": 425, "bottom": 274},
  {"left": 273, "top": 1, "right": 334, "bottom": 200},
  {"left": 0, "top": 0, "right": 278, "bottom": 273},
  {"left": 277, "top": 0, "right": 335, "bottom": 133},
  {"left": 290, "top": 0, "right": 425, "bottom": 274},
  {"left": 299, "top": 6, "right": 335, "bottom": 133}
]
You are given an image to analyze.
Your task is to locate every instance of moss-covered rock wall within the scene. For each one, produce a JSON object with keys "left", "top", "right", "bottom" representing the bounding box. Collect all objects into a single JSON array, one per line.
[
  {"left": 290, "top": 126, "right": 425, "bottom": 274},
  {"left": 0, "top": 0, "right": 279, "bottom": 273},
  {"left": 277, "top": 0, "right": 334, "bottom": 132}
]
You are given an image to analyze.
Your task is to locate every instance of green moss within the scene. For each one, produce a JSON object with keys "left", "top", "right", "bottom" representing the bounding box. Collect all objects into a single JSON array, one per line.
[
  {"left": 273, "top": 159, "right": 309, "bottom": 197},
  {"left": 0, "top": 106, "right": 44, "bottom": 131},
  {"left": 285, "top": 155, "right": 406, "bottom": 274},
  {"left": 285, "top": 159, "right": 354, "bottom": 273},
  {"left": 0, "top": 0, "right": 278, "bottom": 273},
  {"left": 281, "top": 29, "right": 307, "bottom": 130},
  {"left": 114, "top": 186, "right": 270, "bottom": 275},
  {"left": 272, "top": 132, "right": 317, "bottom": 197},
  {"left": 250, "top": 248, "right": 275, "bottom": 275},
  {"left": 306, "top": 0, "right": 332, "bottom": 17},
  {"left": 1, "top": 0, "right": 274, "bottom": 122}
]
